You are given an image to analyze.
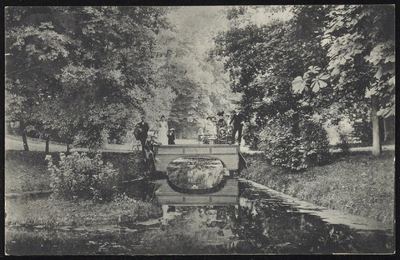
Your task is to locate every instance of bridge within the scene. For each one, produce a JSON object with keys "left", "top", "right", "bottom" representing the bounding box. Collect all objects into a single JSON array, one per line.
[
  {"left": 154, "top": 144, "right": 241, "bottom": 173},
  {"left": 153, "top": 144, "right": 243, "bottom": 208}
]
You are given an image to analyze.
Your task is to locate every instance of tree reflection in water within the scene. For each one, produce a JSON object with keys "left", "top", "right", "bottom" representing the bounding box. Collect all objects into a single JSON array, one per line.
[{"left": 5, "top": 181, "right": 393, "bottom": 255}]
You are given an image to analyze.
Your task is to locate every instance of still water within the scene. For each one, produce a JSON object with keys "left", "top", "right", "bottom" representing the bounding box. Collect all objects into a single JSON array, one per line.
[{"left": 5, "top": 179, "right": 393, "bottom": 255}]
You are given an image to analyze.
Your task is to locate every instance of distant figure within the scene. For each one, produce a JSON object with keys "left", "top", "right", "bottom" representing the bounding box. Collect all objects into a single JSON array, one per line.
[
  {"left": 197, "top": 126, "right": 204, "bottom": 144},
  {"left": 211, "top": 117, "right": 218, "bottom": 136},
  {"left": 216, "top": 111, "right": 228, "bottom": 144},
  {"left": 167, "top": 128, "right": 175, "bottom": 145},
  {"left": 135, "top": 115, "right": 149, "bottom": 159},
  {"left": 157, "top": 115, "right": 169, "bottom": 145},
  {"left": 230, "top": 110, "right": 245, "bottom": 144},
  {"left": 205, "top": 116, "right": 217, "bottom": 137},
  {"left": 217, "top": 111, "right": 227, "bottom": 128}
]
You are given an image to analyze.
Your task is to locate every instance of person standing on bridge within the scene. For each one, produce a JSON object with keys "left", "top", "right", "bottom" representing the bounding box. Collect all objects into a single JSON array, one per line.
[
  {"left": 135, "top": 115, "right": 149, "bottom": 159},
  {"left": 217, "top": 111, "right": 227, "bottom": 128},
  {"left": 167, "top": 128, "right": 175, "bottom": 145},
  {"left": 230, "top": 110, "right": 245, "bottom": 145},
  {"left": 157, "top": 115, "right": 169, "bottom": 145}
]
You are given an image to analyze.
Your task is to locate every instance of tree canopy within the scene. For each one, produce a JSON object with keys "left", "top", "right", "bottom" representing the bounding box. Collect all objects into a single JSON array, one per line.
[
  {"left": 213, "top": 5, "right": 394, "bottom": 163},
  {"left": 5, "top": 6, "right": 394, "bottom": 157}
]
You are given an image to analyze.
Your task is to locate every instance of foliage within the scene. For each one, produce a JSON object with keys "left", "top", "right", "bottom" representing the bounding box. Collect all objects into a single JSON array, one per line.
[
  {"left": 352, "top": 120, "right": 372, "bottom": 145},
  {"left": 5, "top": 6, "right": 239, "bottom": 145},
  {"left": 151, "top": 12, "right": 237, "bottom": 137},
  {"left": 5, "top": 150, "right": 162, "bottom": 229},
  {"left": 213, "top": 6, "right": 331, "bottom": 155},
  {"left": 337, "top": 133, "right": 351, "bottom": 155},
  {"left": 300, "top": 118, "right": 331, "bottom": 165},
  {"left": 5, "top": 148, "right": 146, "bottom": 194},
  {"left": 214, "top": 5, "right": 394, "bottom": 155},
  {"left": 291, "top": 5, "right": 395, "bottom": 155},
  {"left": 257, "top": 112, "right": 330, "bottom": 171},
  {"left": 5, "top": 7, "right": 169, "bottom": 150},
  {"left": 258, "top": 122, "right": 304, "bottom": 170},
  {"left": 46, "top": 152, "right": 120, "bottom": 202},
  {"left": 101, "top": 151, "right": 146, "bottom": 182},
  {"left": 127, "top": 197, "right": 163, "bottom": 222},
  {"left": 322, "top": 5, "right": 395, "bottom": 117}
]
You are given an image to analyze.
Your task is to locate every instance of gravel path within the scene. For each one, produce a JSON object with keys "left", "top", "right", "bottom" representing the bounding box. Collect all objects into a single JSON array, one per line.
[{"left": 5, "top": 135, "right": 394, "bottom": 154}]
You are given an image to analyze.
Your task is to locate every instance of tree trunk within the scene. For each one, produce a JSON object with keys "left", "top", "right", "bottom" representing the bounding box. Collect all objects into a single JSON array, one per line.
[
  {"left": 383, "top": 117, "right": 387, "bottom": 141},
  {"left": 6, "top": 122, "right": 14, "bottom": 135},
  {"left": 371, "top": 95, "right": 381, "bottom": 156},
  {"left": 45, "top": 137, "right": 50, "bottom": 154},
  {"left": 20, "top": 121, "right": 29, "bottom": 151}
]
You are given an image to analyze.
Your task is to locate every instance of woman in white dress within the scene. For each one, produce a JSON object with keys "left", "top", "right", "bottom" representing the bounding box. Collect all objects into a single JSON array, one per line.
[{"left": 157, "top": 115, "right": 169, "bottom": 145}]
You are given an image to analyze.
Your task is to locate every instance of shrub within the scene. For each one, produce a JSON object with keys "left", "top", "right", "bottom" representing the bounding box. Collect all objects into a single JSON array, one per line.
[
  {"left": 300, "top": 119, "right": 330, "bottom": 166},
  {"left": 258, "top": 123, "right": 306, "bottom": 171},
  {"left": 258, "top": 114, "right": 330, "bottom": 171},
  {"left": 243, "top": 125, "right": 261, "bottom": 151},
  {"left": 46, "top": 152, "right": 120, "bottom": 202},
  {"left": 337, "top": 133, "right": 351, "bottom": 155},
  {"left": 352, "top": 119, "right": 373, "bottom": 146},
  {"left": 72, "top": 130, "right": 104, "bottom": 151}
]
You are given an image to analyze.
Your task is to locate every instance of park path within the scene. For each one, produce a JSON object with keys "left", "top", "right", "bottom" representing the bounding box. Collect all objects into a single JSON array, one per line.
[{"left": 5, "top": 134, "right": 395, "bottom": 154}]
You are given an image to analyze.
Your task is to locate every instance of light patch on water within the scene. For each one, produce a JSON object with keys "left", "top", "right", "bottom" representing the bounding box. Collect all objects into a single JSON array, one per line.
[{"left": 135, "top": 219, "right": 160, "bottom": 226}]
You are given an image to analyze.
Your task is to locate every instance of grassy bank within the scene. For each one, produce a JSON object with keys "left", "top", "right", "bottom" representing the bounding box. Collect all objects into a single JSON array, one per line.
[
  {"left": 5, "top": 196, "right": 162, "bottom": 228},
  {"left": 5, "top": 150, "right": 161, "bottom": 228},
  {"left": 241, "top": 151, "right": 395, "bottom": 226}
]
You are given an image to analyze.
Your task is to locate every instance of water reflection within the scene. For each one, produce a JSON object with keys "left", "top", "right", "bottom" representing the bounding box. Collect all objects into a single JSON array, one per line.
[
  {"left": 5, "top": 180, "right": 394, "bottom": 255},
  {"left": 234, "top": 181, "right": 393, "bottom": 254},
  {"left": 167, "top": 157, "right": 227, "bottom": 190}
]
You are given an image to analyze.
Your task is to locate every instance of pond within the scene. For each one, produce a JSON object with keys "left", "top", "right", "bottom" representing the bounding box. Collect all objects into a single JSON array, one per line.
[{"left": 5, "top": 180, "right": 394, "bottom": 255}]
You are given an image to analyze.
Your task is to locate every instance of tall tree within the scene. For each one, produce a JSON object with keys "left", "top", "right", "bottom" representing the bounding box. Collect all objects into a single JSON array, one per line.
[
  {"left": 6, "top": 6, "right": 74, "bottom": 150},
  {"left": 293, "top": 5, "right": 395, "bottom": 156},
  {"left": 324, "top": 5, "right": 394, "bottom": 156}
]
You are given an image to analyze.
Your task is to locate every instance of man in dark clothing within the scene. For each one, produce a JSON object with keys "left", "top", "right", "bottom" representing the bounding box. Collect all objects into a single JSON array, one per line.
[
  {"left": 230, "top": 110, "right": 245, "bottom": 144},
  {"left": 135, "top": 115, "right": 149, "bottom": 159}
]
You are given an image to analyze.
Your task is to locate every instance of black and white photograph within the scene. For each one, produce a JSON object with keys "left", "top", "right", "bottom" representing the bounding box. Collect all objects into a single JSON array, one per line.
[{"left": 4, "top": 5, "right": 395, "bottom": 255}]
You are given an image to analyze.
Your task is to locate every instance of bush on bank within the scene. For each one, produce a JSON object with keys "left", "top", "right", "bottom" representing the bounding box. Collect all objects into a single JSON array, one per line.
[
  {"left": 46, "top": 152, "right": 120, "bottom": 202},
  {"left": 257, "top": 115, "right": 330, "bottom": 171},
  {"left": 5, "top": 150, "right": 146, "bottom": 194}
]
